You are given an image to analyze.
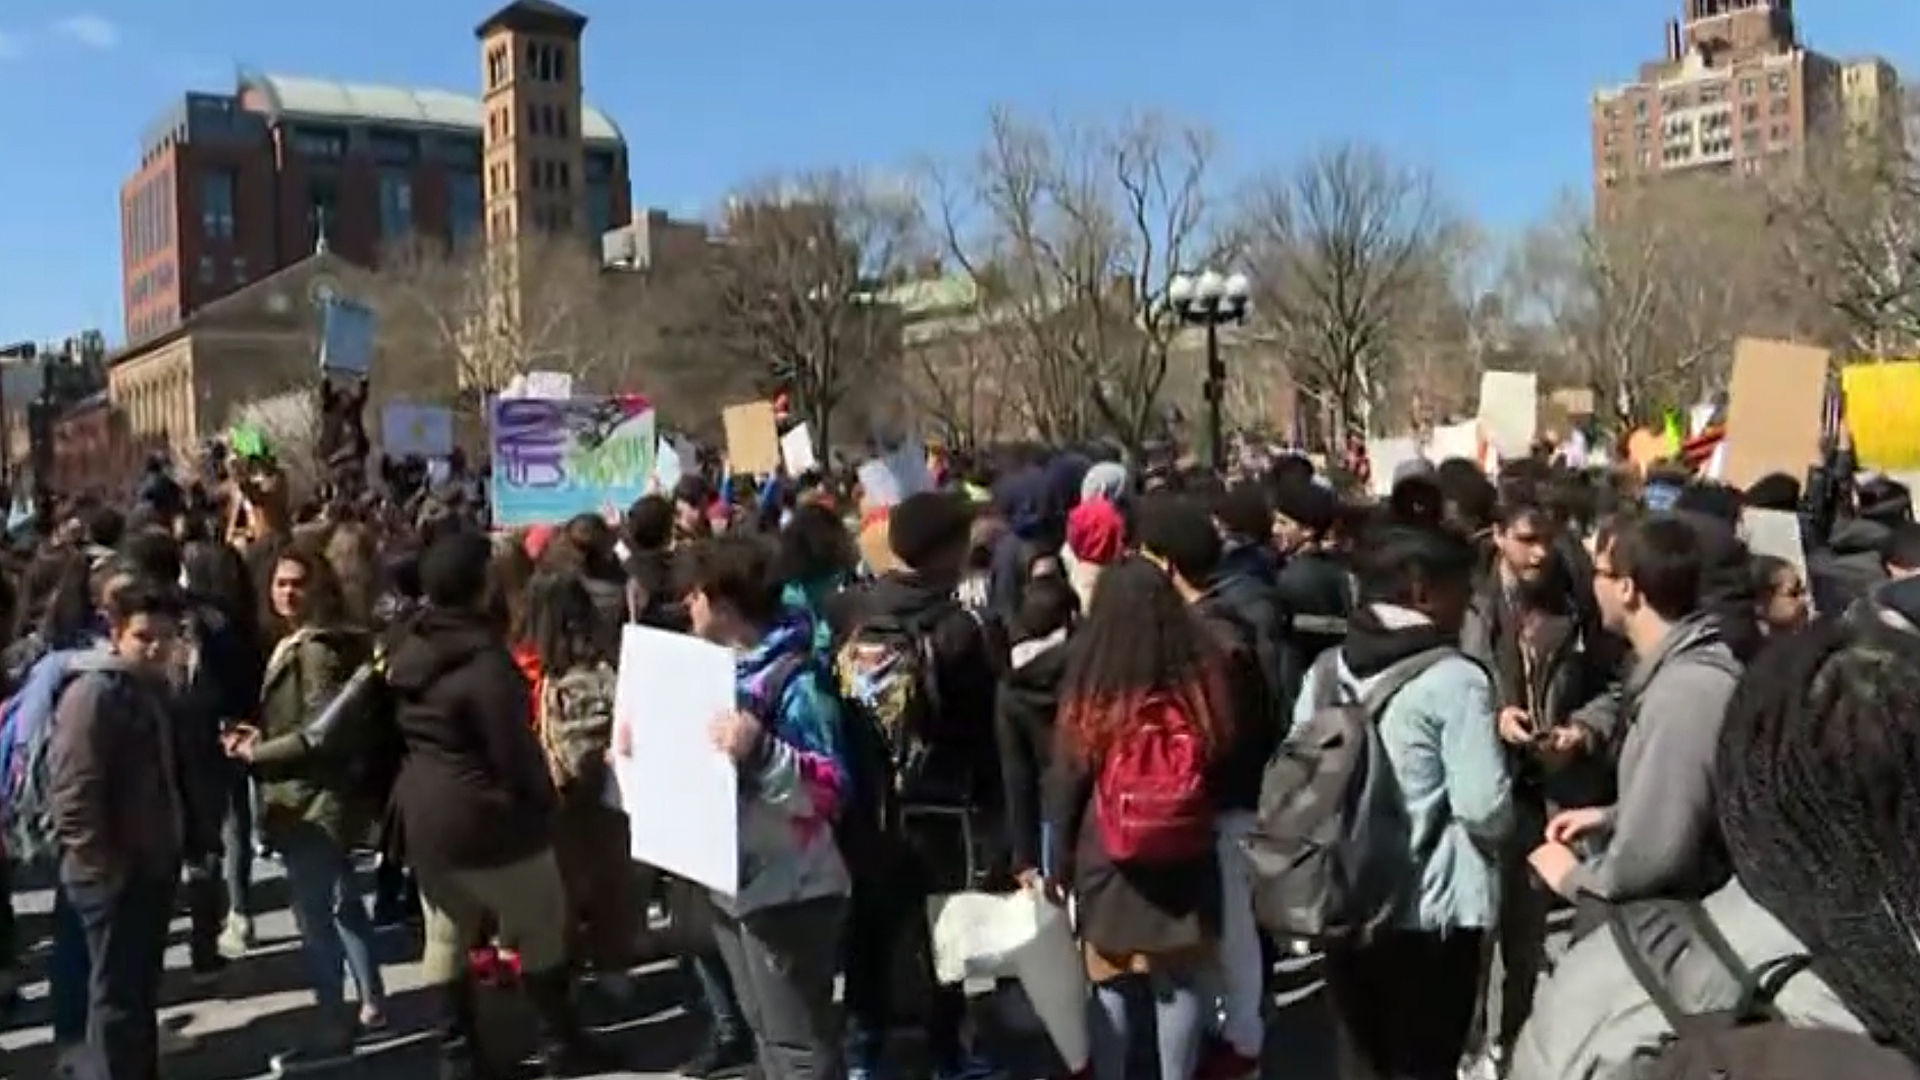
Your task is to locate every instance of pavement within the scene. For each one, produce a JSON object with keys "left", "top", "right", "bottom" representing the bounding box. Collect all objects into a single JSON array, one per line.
[{"left": 0, "top": 860, "right": 1341, "bottom": 1079}]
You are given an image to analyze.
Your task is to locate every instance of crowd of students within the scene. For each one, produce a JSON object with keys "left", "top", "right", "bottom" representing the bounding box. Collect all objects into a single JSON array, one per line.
[{"left": 0, "top": 440, "right": 1918, "bottom": 1080}]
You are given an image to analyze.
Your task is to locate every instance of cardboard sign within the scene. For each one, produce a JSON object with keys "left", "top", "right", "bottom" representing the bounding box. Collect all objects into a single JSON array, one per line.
[
  {"left": 721, "top": 401, "right": 781, "bottom": 476},
  {"left": 1720, "top": 338, "right": 1830, "bottom": 490}
]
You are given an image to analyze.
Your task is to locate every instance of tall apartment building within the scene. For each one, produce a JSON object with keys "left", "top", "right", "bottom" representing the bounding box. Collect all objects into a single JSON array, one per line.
[
  {"left": 117, "top": 0, "right": 630, "bottom": 347},
  {"left": 1840, "top": 57, "right": 1906, "bottom": 152},
  {"left": 1589, "top": 0, "right": 1872, "bottom": 205}
]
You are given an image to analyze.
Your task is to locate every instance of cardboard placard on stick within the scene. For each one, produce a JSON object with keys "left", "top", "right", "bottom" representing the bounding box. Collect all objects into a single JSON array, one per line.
[
  {"left": 1720, "top": 338, "right": 1830, "bottom": 491},
  {"left": 722, "top": 401, "right": 782, "bottom": 476}
]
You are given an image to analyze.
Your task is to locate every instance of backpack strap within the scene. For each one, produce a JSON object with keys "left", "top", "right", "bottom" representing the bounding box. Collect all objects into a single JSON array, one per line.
[
  {"left": 1312, "top": 646, "right": 1460, "bottom": 718},
  {"left": 1606, "top": 901, "right": 1771, "bottom": 1039}
]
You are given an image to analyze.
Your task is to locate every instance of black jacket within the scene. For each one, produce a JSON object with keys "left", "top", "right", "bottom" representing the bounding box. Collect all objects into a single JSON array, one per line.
[
  {"left": 1191, "top": 597, "right": 1284, "bottom": 814},
  {"left": 1680, "top": 511, "right": 1763, "bottom": 664},
  {"left": 1205, "top": 541, "right": 1306, "bottom": 718},
  {"left": 994, "top": 630, "right": 1070, "bottom": 872},
  {"left": 384, "top": 607, "right": 556, "bottom": 872},
  {"left": 1808, "top": 516, "right": 1889, "bottom": 618},
  {"left": 1274, "top": 549, "right": 1351, "bottom": 662}
]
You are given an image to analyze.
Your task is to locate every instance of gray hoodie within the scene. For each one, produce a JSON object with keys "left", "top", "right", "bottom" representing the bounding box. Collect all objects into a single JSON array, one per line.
[
  {"left": 1562, "top": 613, "right": 1741, "bottom": 902},
  {"left": 1509, "top": 880, "right": 1865, "bottom": 1080}
]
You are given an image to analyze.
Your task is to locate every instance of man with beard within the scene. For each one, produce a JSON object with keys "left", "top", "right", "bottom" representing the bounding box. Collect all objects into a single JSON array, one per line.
[{"left": 1458, "top": 486, "right": 1621, "bottom": 1079}]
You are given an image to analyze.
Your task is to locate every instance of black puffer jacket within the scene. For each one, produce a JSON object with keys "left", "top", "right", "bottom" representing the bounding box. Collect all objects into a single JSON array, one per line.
[{"left": 384, "top": 607, "right": 555, "bottom": 872}]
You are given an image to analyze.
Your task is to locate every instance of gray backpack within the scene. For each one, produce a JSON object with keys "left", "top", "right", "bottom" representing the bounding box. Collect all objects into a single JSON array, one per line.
[{"left": 1243, "top": 646, "right": 1456, "bottom": 943}]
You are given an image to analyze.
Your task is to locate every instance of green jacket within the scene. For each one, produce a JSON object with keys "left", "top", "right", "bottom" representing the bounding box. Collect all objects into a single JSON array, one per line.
[{"left": 250, "top": 626, "right": 379, "bottom": 846}]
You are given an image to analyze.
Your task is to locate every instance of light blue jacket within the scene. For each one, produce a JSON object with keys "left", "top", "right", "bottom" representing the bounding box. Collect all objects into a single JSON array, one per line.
[{"left": 1289, "top": 605, "right": 1512, "bottom": 931}]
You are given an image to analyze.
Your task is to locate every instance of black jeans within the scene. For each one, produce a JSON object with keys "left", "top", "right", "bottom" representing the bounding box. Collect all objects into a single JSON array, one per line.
[
  {"left": 63, "top": 865, "right": 177, "bottom": 1080},
  {"left": 842, "top": 875, "right": 966, "bottom": 1072},
  {"left": 1326, "top": 928, "right": 1485, "bottom": 1080}
]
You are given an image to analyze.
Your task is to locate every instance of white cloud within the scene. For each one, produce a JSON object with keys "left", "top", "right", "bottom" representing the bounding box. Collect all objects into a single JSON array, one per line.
[
  {"left": 53, "top": 14, "right": 118, "bottom": 50},
  {"left": 0, "top": 30, "right": 25, "bottom": 61}
]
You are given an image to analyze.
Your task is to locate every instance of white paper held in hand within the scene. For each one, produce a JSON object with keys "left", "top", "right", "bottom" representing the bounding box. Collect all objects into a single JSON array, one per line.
[{"left": 611, "top": 624, "right": 740, "bottom": 896}]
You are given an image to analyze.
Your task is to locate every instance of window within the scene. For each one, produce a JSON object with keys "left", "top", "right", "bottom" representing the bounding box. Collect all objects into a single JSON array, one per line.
[
  {"left": 587, "top": 177, "right": 613, "bottom": 237},
  {"left": 201, "top": 168, "right": 236, "bottom": 240},
  {"left": 232, "top": 257, "right": 247, "bottom": 282},
  {"left": 306, "top": 172, "right": 340, "bottom": 246},
  {"left": 449, "top": 171, "right": 482, "bottom": 243},
  {"left": 487, "top": 45, "right": 507, "bottom": 89},
  {"left": 554, "top": 108, "right": 568, "bottom": 138},
  {"left": 1742, "top": 103, "right": 1759, "bottom": 122},
  {"left": 1768, "top": 71, "right": 1789, "bottom": 93},
  {"left": 291, "top": 127, "right": 347, "bottom": 159},
  {"left": 1740, "top": 78, "right": 1756, "bottom": 96},
  {"left": 198, "top": 256, "right": 215, "bottom": 284},
  {"left": 369, "top": 130, "right": 418, "bottom": 166},
  {"left": 1770, "top": 97, "right": 1790, "bottom": 116},
  {"left": 378, "top": 170, "right": 414, "bottom": 239}
]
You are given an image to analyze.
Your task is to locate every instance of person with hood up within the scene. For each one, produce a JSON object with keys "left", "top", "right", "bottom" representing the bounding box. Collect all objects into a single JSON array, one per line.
[
  {"left": 987, "top": 456, "right": 1083, "bottom": 622},
  {"left": 381, "top": 529, "right": 615, "bottom": 1080},
  {"left": 683, "top": 534, "right": 852, "bottom": 1080},
  {"left": 1810, "top": 475, "right": 1912, "bottom": 616},
  {"left": 1527, "top": 513, "right": 1743, "bottom": 914}
]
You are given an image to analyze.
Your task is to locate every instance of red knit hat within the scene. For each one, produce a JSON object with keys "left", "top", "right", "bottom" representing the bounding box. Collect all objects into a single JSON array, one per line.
[{"left": 1067, "top": 498, "right": 1125, "bottom": 565}]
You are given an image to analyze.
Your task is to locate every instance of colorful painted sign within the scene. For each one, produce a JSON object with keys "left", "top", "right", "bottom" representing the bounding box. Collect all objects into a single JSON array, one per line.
[{"left": 490, "top": 395, "right": 656, "bottom": 527}]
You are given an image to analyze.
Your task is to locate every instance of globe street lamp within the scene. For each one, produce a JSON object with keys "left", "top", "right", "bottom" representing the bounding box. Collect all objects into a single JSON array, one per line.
[{"left": 1167, "top": 269, "right": 1250, "bottom": 469}]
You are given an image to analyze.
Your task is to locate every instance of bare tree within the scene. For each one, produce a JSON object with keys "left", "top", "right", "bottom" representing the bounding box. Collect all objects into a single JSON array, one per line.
[
  {"left": 928, "top": 108, "right": 1228, "bottom": 452},
  {"left": 366, "top": 233, "right": 649, "bottom": 411},
  {"left": 897, "top": 282, "right": 1021, "bottom": 450},
  {"left": 1236, "top": 143, "right": 1463, "bottom": 440},
  {"left": 696, "top": 170, "right": 922, "bottom": 454},
  {"left": 1503, "top": 180, "right": 1792, "bottom": 431},
  {"left": 1773, "top": 127, "right": 1920, "bottom": 355}
]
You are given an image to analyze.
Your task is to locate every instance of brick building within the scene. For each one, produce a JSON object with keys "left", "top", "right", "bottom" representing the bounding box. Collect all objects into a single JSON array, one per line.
[
  {"left": 118, "top": 0, "right": 631, "bottom": 347},
  {"left": 1589, "top": 0, "right": 1900, "bottom": 207}
]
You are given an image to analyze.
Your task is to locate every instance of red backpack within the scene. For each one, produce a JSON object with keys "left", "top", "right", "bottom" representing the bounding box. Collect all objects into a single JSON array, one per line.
[{"left": 1095, "top": 696, "right": 1214, "bottom": 864}]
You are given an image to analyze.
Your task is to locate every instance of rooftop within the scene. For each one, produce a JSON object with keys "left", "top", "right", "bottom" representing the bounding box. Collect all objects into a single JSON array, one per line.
[
  {"left": 239, "top": 71, "right": 622, "bottom": 144},
  {"left": 476, "top": 0, "right": 588, "bottom": 39}
]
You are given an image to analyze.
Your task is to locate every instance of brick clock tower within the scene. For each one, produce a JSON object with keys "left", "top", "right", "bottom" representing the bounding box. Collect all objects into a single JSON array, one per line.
[{"left": 474, "top": 0, "right": 589, "bottom": 384}]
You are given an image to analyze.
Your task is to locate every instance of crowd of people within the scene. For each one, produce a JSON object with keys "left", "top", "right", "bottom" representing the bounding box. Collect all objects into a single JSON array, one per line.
[{"left": 0, "top": 429, "right": 1917, "bottom": 1080}]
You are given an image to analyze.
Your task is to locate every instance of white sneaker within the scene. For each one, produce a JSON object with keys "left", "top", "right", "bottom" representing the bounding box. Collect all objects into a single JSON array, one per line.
[{"left": 217, "top": 914, "right": 255, "bottom": 959}]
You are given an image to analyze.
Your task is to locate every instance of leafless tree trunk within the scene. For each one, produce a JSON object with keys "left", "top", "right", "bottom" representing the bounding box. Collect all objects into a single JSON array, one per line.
[
  {"left": 926, "top": 108, "right": 1229, "bottom": 453},
  {"left": 699, "top": 170, "right": 921, "bottom": 455},
  {"left": 1237, "top": 143, "right": 1459, "bottom": 440}
]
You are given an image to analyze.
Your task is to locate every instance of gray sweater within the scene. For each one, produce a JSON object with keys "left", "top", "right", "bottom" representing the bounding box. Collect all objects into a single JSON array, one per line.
[{"left": 1562, "top": 614, "right": 1741, "bottom": 902}]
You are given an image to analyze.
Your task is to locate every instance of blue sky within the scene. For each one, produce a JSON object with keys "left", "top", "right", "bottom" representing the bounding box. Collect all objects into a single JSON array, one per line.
[{"left": 0, "top": 0, "right": 1914, "bottom": 345}]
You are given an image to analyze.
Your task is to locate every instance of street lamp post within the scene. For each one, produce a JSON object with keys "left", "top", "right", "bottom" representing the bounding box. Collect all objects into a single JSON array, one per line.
[{"left": 1167, "top": 269, "right": 1251, "bottom": 470}]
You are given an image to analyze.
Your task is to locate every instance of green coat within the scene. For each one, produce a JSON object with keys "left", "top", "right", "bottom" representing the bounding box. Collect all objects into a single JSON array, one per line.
[{"left": 249, "top": 626, "right": 379, "bottom": 847}]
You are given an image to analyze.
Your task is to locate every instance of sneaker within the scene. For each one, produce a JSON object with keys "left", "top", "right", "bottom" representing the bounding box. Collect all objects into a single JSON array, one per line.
[
  {"left": 217, "top": 913, "right": 256, "bottom": 959},
  {"left": 1195, "top": 1041, "right": 1259, "bottom": 1080},
  {"left": 933, "top": 1055, "right": 1004, "bottom": 1080},
  {"left": 270, "top": 1023, "right": 357, "bottom": 1073},
  {"left": 189, "top": 955, "right": 227, "bottom": 991},
  {"left": 680, "top": 1036, "right": 754, "bottom": 1079},
  {"left": 1458, "top": 1050, "right": 1503, "bottom": 1080},
  {"left": 159, "top": 1025, "right": 201, "bottom": 1057}
]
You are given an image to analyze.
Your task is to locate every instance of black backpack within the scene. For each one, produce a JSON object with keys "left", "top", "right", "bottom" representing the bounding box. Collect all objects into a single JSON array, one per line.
[
  {"left": 1606, "top": 899, "right": 1920, "bottom": 1080},
  {"left": 1243, "top": 647, "right": 1457, "bottom": 943}
]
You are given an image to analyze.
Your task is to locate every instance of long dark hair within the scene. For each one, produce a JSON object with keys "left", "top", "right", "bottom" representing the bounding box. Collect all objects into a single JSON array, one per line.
[
  {"left": 1055, "top": 555, "right": 1228, "bottom": 765},
  {"left": 1716, "top": 619, "right": 1920, "bottom": 1058},
  {"left": 524, "top": 570, "right": 613, "bottom": 674}
]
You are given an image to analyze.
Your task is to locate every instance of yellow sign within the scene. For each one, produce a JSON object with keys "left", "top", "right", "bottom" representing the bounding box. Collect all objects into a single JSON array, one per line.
[{"left": 1842, "top": 361, "right": 1920, "bottom": 472}]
